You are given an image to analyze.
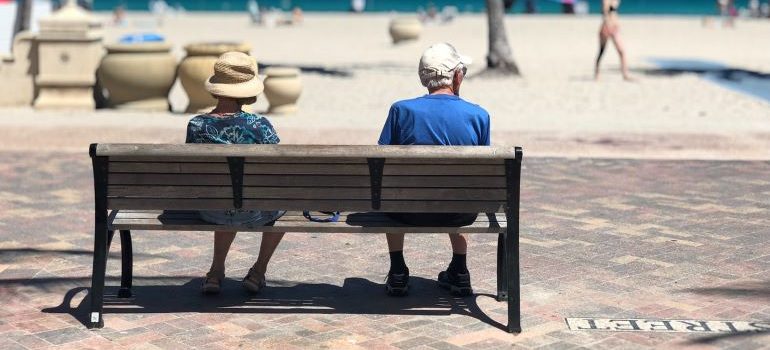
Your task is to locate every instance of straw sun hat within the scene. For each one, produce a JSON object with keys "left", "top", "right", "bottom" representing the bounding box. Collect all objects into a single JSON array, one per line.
[{"left": 204, "top": 51, "right": 264, "bottom": 99}]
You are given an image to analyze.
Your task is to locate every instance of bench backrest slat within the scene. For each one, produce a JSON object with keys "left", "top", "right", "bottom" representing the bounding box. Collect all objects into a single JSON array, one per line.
[
  {"left": 108, "top": 161, "right": 504, "bottom": 176},
  {"left": 109, "top": 174, "right": 506, "bottom": 188},
  {"left": 96, "top": 144, "right": 520, "bottom": 213}
]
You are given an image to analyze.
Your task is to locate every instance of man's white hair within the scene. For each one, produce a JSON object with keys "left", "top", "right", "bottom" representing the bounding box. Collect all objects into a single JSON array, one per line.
[{"left": 420, "top": 64, "right": 464, "bottom": 89}]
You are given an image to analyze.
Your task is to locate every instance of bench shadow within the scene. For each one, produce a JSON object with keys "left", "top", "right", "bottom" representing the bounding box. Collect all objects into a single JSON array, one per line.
[
  {"left": 0, "top": 248, "right": 157, "bottom": 262},
  {"left": 685, "top": 330, "right": 770, "bottom": 345},
  {"left": 43, "top": 277, "right": 507, "bottom": 331},
  {"left": 678, "top": 280, "right": 770, "bottom": 344},
  {"left": 678, "top": 281, "right": 770, "bottom": 301}
]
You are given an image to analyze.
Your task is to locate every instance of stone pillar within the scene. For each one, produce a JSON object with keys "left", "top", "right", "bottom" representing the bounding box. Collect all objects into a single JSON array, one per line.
[
  {"left": 0, "top": 31, "right": 37, "bottom": 107},
  {"left": 33, "top": 0, "right": 102, "bottom": 110}
]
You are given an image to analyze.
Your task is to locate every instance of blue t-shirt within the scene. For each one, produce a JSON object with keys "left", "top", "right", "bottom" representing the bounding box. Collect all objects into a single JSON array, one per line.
[{"left": 378, "top": 94, "right": 490, "bottom": 146}]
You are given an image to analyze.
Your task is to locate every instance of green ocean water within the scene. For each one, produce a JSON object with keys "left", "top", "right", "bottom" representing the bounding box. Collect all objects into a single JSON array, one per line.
[{"left": 94, "top": 0, "right": 752, "bottom": 15}]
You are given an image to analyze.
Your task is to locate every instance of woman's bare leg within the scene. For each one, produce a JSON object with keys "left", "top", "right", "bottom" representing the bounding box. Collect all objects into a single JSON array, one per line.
[
  {"left": 209, "top": 231, "right": 237, "bottom": 278},
  {"left": 595, "top": 33, "right": 609, "bottom": 80},
  {"left": 611, "top": 34, "right": 633, "bottom": 81},
  {"left": 250, "top": 232, "right": 286, "bottom": 276}
]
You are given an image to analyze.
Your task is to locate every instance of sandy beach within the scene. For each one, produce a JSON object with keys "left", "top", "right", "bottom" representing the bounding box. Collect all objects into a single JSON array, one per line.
[{"left": 1, "top": 13, "right": 769, "bottom": 159}]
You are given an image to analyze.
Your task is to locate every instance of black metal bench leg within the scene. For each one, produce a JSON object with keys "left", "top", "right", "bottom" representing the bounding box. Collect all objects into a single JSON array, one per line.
[
  {"left": 504, "top": 151, "right": 523, "bottom": 333},
  {"left": 496, "top": 232, "right": 507, "bottom": 302},
  {"left": 90, "top": 151, "right": 110, "bottom": 329},
  {"left": 89, "top": 219, "right": 109, "bottom": 328},
  {"left": 506, "top": 226, "right": 522, "bottom": 333},
  {"left": 118, "top": 230, "right": 133, "bottom": 298}
]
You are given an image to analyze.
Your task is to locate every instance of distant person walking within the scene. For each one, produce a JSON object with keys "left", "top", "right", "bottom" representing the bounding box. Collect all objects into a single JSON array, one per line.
[
  {"left": 526, "top": 0, "right": 537, "bottom": 13},
  {"left": 561, "top": 0, "right": 575, "bottom": 14},
  {"left": 717, "top": 0, "right": 736, "bottom": 27},
  {"left": 351, "top": 0, "right": 365, "bottom": 13},
  {"left": 594, "top": 0, "right": 632, "bottom": 81},
  {"left": 247, "top": 0, "right": 261, "bottom": 24},
  {"left": 504, "top": 0, "right": 538, "bottom": 13}
]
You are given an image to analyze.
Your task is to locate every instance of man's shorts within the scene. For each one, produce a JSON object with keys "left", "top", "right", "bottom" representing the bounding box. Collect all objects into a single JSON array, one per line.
[{"left": 386, "top": 213, "right": 478, "bottom": 227}]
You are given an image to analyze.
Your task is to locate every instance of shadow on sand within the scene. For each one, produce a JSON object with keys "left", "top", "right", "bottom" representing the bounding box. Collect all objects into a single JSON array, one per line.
[
  {"left": 258, "top": 63, "right": 353, "bottom": 77},
  {"left": 42, "top": 276, "right": 508, "bottom": 331},
  {"left": 642, "top": 58, "right": 770, "bottom": 103}
]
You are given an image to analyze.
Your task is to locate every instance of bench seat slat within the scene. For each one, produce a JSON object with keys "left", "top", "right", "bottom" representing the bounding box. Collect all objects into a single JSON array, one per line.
[
  {"left": 109, "top": 163, "right": 505, "bottom": 176},
  {"left": 109, "top": 210, "right": 506, "bottom": 233},
  {"left": 110, "top": 156, "right": 505, "bottom": 165},
  {"left": 109, "top": 174, "right": 506, "bottom": 188},
  {"left": 112, "top": 210, "right": 506, "bottom": 222},
  {"left": 107, "top": 186, "right": 507, "bottom": 201}
]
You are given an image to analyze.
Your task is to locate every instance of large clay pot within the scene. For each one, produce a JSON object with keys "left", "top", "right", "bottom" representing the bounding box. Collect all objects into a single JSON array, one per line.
[
  {"left": 389, "top": 18, "right": 422, "bottom": 44},
  {"left": 263, "top": 67, "right": 302, "bottom": 114},
  {"left": 97, "top": 42, "right": 176, "bottom": 111},
  {"left": 178, "top": 42, "right": 252, "bottom": 113}
]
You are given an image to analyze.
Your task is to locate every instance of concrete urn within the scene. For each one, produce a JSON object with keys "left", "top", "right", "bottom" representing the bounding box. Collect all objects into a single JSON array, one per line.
[
  {"left": 178, "top": 42, "right": 252, "bottom": 113},
  {"left": 97, "top": 42, "right": 176, "bottom": 111},
  {"left": 389, "top": 18, "right": 422, "bottom": 44},
  {"left": 263, "top": 67, "right": 302, "bottom": 114}
]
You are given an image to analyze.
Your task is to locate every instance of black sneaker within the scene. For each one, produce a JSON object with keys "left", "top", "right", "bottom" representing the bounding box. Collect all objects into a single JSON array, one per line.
[
  {"left": 437, "top": 270, "right": 473, "bottom": 297},
  {"left": 385, "top": 271, "right": 409, "bottom": 296}
]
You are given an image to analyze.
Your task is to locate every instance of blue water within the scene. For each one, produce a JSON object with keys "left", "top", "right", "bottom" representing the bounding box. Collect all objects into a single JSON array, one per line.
[{"left": 94, "top": 0, "right": 753, "bottom": 15}]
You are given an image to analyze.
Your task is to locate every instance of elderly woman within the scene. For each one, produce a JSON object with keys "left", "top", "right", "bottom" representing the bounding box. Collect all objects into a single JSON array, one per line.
[
  {"left": 594, "top": 0, "right": 632, "bottom": 81},
  {"left": 186, "top": 52, "right": 285, "bottom": 294}
]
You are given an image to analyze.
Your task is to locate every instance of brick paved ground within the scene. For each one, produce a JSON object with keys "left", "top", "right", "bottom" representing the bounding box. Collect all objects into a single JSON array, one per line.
[{"left": 0, "top": 152, "right": 768, "bottom": 349}]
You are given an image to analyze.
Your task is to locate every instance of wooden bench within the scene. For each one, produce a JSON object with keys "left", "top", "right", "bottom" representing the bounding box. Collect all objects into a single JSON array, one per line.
[{"left": 88, "top": 143, "right": 523, "bottom": 332}]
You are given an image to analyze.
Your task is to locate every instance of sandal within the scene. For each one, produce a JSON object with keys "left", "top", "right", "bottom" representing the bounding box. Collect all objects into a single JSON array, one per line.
[
  {"left": 201, "top": 272, "right": 223, "bottom": 295},
  {"left": 242, "top": 267, "right": 266, "bottom": 294}
]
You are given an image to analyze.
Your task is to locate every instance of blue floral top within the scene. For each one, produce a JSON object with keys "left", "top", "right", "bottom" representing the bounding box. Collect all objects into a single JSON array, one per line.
[
  {"left": 186, "top": 111, "right": 284, "bottom": 226},
  {"left": 186, "top": 111, "right": 280, "bottom": 145}
]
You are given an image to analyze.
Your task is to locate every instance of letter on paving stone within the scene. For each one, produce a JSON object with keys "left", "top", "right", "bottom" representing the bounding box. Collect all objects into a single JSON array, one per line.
[
  {"left": 576, "top": 319, "right": 606, "bottom": 330},
  {"left": 645, "top": 320, "right": 675, "bottom": 331},
  {"left": 610, "top": 319, "right": 642, "bottom": 331},
  {"left": 719, "top": 321, "right": 740, "bottom": 333},
  {"left": 680, "top": 321, "right": 712, "bottom": 332}
]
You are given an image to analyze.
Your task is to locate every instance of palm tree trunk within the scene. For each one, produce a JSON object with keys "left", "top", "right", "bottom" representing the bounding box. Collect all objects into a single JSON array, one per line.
[
  {"left": 12, "top": 0, "right": 32, "bottom": 37},
  {"left": 486, "top": 0, "right": 520, "bottom": 75}
]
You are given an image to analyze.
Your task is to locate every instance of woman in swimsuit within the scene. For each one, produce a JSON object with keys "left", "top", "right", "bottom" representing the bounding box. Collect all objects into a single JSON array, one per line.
[{"left": 594, "top": 0, "right": 632, "bottom": 81}]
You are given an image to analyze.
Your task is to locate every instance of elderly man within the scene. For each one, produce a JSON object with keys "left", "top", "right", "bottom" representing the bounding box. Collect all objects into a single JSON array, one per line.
[{"left": 378, "top": 43, "right": 490, "bottom": 297}]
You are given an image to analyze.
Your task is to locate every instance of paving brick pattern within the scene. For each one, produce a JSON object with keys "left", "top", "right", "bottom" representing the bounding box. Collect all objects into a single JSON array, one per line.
[{"left": 0, "top": 153, "right": 769, "bottom": 349}]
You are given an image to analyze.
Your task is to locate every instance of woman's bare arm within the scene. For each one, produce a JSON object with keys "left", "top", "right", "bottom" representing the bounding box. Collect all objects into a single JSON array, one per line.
[{"left": 602, "top": 0, "right": 611, "bottom": 17}]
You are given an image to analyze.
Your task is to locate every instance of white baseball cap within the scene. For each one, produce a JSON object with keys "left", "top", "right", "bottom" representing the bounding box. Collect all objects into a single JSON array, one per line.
[{"left": 418, "top": 42, "right": 473, "bottom": 83}]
